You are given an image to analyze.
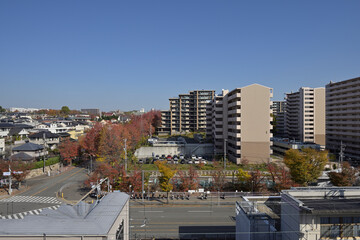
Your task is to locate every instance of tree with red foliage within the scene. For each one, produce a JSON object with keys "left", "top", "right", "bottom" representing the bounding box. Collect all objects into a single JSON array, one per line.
[
  {"left": 85, "top": 162, "right": 120, "bottom": 188},
  {"left": 247, "top": 169, "right": 266, "bottom": 192},
  {"left": 176, "top": 166, "right": 199, "bottom": 191},
  {"left": 328, "top": 162, "right": 358, "bottom": 186},
  {"left": 0, "top": 160, "right": 33, "bottom": 188},
  {"left": 79, "top": 122, "right": 103, "bottom": 157},
  {"left": 211, "top": 170, "right": 226, "bottom": 191},
  {"left": 59, "top": 139, "right": 79, "bottom": 165},
  {"left": 267, "top": 163, "right": 295, "bottom": 192}
]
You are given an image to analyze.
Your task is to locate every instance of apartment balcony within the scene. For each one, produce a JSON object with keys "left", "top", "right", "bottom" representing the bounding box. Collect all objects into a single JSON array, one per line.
[
  {"left": 327, "top": 84, "right": 360, "bottom": 94},
  {"left": 228, "top": 101, "right": 240, "bottom": 109},
  {"left": 228, "top": 108, "right": 241, "bottom": 115},
  {"left": 228, "top": 116, "right": 240, "bottom": 123},
  {"left": 228, "top": 132, "right": 241, "bottom": 138},
  {"left": 327, "top": 130, "right": 360, "bottom": 137},
  {"left": 228, "top": 92, "right": 241, "bottom": 102},
  {"left": 228, "top": 124, "right": 241, "bottom": 130}
]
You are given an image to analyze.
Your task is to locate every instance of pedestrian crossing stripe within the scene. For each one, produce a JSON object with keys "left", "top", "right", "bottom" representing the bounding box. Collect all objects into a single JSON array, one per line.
[
  {"left": 0, "top": 205, "right": 60, "bottom": 219},
  {"left": 0, "top": 195, "right": 61, "bottom": 204}
]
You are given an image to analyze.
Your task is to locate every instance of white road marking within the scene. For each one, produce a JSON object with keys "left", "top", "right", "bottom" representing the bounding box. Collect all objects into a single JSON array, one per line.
[
  {"left": 138, "top": 210, "right": 164, "bottom": 213},
  {"left": 188, "top": 211, "right": 213, "bottom": 213}
]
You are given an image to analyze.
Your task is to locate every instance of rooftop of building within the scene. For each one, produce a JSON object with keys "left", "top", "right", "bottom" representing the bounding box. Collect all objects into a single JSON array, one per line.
[
  {"left": 0, "top": 192, "right": 129, "bottom": 236},
  {"left": 282, "top": 187, "right": 360, "bottom": 214}
]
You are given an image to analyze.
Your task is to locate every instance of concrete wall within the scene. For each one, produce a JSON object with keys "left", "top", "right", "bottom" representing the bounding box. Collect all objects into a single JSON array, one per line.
[
  {"left": 314, "top": 88, "right": 326, "bottom": 146},
  {"left": 240, "top": 84, "right": 272, "bottom": 164},
  {"left": 135, "top": 144, "right": 214, "bottom": 158},
  {"left": 281, "top": 194, "right": 300, "bottom": 240},
  {"left": 26, "top": 163, "right": 60, "bottom": 179}
]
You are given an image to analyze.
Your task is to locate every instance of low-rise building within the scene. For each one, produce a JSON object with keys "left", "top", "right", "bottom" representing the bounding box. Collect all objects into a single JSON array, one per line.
[
  {"left": 271, "top": 138, "right": 322, "bottom": 155},
  {"left": 236, "top": 196, "right": 281, "bottom": 240},
  {"left": 0, "top": 192, "right": 130, "bottom": 240},
  {"left": 282, "top": 187, "right": 360, "bottom": 240}
]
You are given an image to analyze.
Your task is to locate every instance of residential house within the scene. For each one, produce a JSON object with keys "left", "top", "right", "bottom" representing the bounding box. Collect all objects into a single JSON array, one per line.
[
  {"left": 12, "top": 142, "right": 46, "bottom": 158},
  {"left": 28, "top": 131, "right": 60, "bottom": 150}
]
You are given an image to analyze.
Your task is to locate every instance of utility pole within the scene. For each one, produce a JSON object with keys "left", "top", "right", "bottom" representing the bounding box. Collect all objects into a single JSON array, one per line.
[
  {"left": 8, "top": 165, "right": 12, "bottom": 195},
  {"left": 142, "top": 170, "right": 144, "bottom": 203},
  {"left": 224, "top": 139, "right": 227, "bottom": 169},
  {"left": 43, "top": 132, "right": 46, "bottom": 173},
  {"left": 339, "top": 141, "right": 346, "bottom": 167},
  {"left": 124, "top": 139, "right": 127, "bottom": 172}
]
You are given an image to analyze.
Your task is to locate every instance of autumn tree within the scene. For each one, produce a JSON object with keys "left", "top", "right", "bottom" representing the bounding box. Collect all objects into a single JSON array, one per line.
[
  {"left": 328, "top": 162, "right": 358, "bottom": 186},
  {"left": 211, "top": 169, "right": 226, "bottom": 191},
  {"left": 176, "top": 166, "right": 199, "bottom": 191},
  {"left": 79, "top": 122, "right": 102, "bottom": 157},
  {"left": 267, "top": 163, "right": 295, "bottom": 192},
  {"left": 59, "top": 139, "right": 79, "bottom": 165},
  {"left": 284, "top": 148, "right": 328, "bottom": 186},
  {"left": 236, "top": 168, "right": 251, "bottom": 191},
  {"left": 156, "top": 161, "right": 176, "bottom": 201},
  {"left": 85, "top": 162, "right": 120, "bottom": 189}
]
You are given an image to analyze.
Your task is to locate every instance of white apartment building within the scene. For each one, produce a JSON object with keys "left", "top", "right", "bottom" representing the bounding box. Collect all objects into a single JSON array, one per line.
[
  {"left": 326, "top": 77, "right": 360, "bottom": 163},
  {"left": 159, "top": 90, "right": 215, "bottom": 135},
  {"left": 285, "top": 87, "right": 325, "bottom": 146},
  {"left": 207, "top": 84, "right": 273, "bottom": 164}
]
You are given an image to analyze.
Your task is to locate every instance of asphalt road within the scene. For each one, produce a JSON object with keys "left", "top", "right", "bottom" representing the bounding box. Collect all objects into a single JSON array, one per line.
[
  {"left": 130, "top": 205, "right": 236, "bottom": 239},
  {"left": 0, "top": 167, "right": 87, "bottom": 217}
]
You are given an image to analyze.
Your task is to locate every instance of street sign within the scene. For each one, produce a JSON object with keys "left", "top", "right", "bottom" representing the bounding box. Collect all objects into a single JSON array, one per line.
[
  {"left": 13, "top": 171, "right": 23, "bottom": 174},
  {"left": 3, "top": 172, "right": 10, "bottom": 176}
]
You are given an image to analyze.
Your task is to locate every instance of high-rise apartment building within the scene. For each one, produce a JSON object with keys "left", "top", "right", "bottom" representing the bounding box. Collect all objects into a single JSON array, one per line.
[
  {"left": 207, "top": 84, "right": 273, "bottom": 164},
  {"left": 159, "top": 90, "right": 215, "bottom": 135},
  {"left": 272, "top": 101, "right": 286, "bottom": 137},
  {"left": 285, "top": 87, "right": 325, "bottom": 145},
  {"left": 326, "top": 77, "right": 360, "bottom": 163}
]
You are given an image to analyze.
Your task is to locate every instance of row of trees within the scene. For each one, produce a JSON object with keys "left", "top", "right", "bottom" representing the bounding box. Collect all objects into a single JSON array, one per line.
[{"left": 57, "top": 110, "right": 161, "bottom": 165}]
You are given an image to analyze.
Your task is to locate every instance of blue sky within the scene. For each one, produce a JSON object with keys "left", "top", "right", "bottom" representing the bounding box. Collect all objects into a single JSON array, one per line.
[{"left": 1, "top": 1, "right": 360, "bottom": 111}]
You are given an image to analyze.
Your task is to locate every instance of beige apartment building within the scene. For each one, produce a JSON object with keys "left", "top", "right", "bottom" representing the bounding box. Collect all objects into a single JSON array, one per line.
[
  {"left": 159, "top": 90, "right": 215, "bottom": 135},
  {"left": 207, "top": 84, "right": 273, "bottom": 164},
  {"left": 285, "top": 87, "right": 325, "bottom": 145},
  {"left": 326, "top": 77, "right": 360, "bottom": 163}
]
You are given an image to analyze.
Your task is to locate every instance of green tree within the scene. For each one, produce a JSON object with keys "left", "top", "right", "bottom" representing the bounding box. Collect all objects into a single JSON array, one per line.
[
  {"left": 284, "top": 148, "right": 328, "bottom": 186},
  {"left": 328, "top": 162, "right": 358, "bottom": 186},
  {"left": 0, "top": 106, "right": 6, "bottom": 113},
  {"left": 60, "top": 106, "right": 70, "bottom": 115},
  {"left": 155, "top": 161, "right": 176, "bottom": 202}
]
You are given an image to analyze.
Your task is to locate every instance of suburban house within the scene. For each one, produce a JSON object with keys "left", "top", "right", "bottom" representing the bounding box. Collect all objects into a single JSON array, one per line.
[
  {"left": 12, "top": 142, "right": 46, "bottom": 158},
  {"left": 28, "top": 131, "right": 60, "bottom": 150}
]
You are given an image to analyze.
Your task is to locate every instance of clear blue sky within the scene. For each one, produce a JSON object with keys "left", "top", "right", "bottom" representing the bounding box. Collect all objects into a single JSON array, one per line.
[{"left": 1, "top": 1, "right": 360, "bottom": 111}]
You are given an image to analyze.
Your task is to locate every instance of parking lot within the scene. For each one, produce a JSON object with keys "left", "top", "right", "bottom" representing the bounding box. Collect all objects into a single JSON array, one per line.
[{"left": 138, "top": 154, "right": 212, "bottom": 165}]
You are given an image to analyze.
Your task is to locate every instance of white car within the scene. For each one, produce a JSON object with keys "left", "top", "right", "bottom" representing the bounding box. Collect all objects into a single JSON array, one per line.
[
  {"left": 200, "top": 159, "right": 207, "bottom": 164},
  {"left": 194, "top": 159, "right": 200, "bottom": 164}
]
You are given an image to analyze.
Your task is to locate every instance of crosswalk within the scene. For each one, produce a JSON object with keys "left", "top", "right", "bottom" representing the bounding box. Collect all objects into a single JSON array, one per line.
[
  {"left": 0, "top": 195, "right": 62, "bottom": 204},
  {"left": 0, "top": 205, "right": 60, "bottom": 219}
]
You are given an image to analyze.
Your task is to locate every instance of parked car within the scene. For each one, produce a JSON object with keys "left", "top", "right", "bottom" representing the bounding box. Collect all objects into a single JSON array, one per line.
[
  {"left": 200, "top": 159, "right": 207, "bottom": 164},
  {"left": 194, "top": 159, "right": 200, "bottom": 164},
  {"left": 173, "top": 155, "right": 179, "bottom": 161},
  {"left": 161, "top": 154, "right": 166, "bottom": 159},
  {"left": 187, "top": 159, "right": 193, "bottom": 164},
  {"left": 155, "top": 155, "right": 160, "bottom": 160},
  {"left": 138, "top": 159, "right": 144, "bottom": 164},
  {"left": 197, "top": 155, "right": 203, "bottom": 160},
  {"left": 166, "top": 155, "right": 172, "bottom": 160},
  {"left": 179, "top": 154, "right": 184, "bottom": 160},
  {"left": 191, "top": 155, "right": 196, "bottom": 160}
]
